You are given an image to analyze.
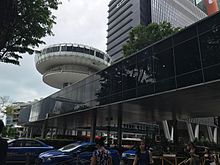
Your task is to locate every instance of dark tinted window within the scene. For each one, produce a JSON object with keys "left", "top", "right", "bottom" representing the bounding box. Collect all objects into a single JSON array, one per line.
[
  {"left": 154, "top": 49, "right": 175, "bottom": 81},
  {"left": 204, "top": 64, "right": 220, "bottom": 82},
  {"left": 52, "top": 46, "right": 60, "bottom": 52},
  {"left": 198, "top": 13, "right": 220, "bottom": 34},
  {"left": 89, "top": 50, "right": 95, "bottom": 55},
  {"left": 80, "top": 145, "right": 96, "bottom": 152},
  {"left": 96, "top": 52, "right": 104, "bottom": 59},
  {"left": 111, "top": 92, "right": 122, "bottom": 103},
  {"left": 123, "top": 89, "right": 136, "bottom": 100},
  {"left": 75, "top": 47, "right": 84, "bottom": 53},
  {"left": 137, "top": 50, "right": 154, "bottom": 86},
  {"left": 174, "top": 25, "right": 197, "bottom": 45},
  {"left": 24, "top": 140, "right": 43, "bottom": 147},
  {"left": 111, "top": 63, "right": 122, "bottom": 94},
  {"left": 176, "top": 70, "right": 203, "bottom": 88},
  {"left": 97, "top": 69, "right": 111, "bottom": 98},
  {"left": 137, "top": 83, "right": 154, "bottom": 97},
  {"left": 174, "top": 38, "right": 201, "bottom": 75},
  {"left": 199, "top": 26, "right": 220, "bottom": 67},
  {"left": 137, "top": 48, "right": 152, "bottom": 63},
  {"left": 122, "top": 55, "right": 137, "bottom": 90},
  {"left": 155, "top": 78, "right": 176, "bottom": 93},
  {"left": 8, "top": 141, "right": 22, "bottom": 147},
  {"left": 61, "top": 46, "right": 67, "bottom": 51},
  {"left": 67, "top": 46, "right": 73, "bottom": 51},
  {"left": 153, "top": 37, "right": 172, "bottom": 54}
]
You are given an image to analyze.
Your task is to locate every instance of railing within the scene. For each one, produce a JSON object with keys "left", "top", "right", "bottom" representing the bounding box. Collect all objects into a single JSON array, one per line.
[{"left": 151, "top": 154, "right": 220, "bottom": 165}]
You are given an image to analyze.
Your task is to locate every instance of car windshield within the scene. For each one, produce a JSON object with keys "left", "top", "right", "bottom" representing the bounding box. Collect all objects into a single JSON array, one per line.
[{"left": 59, "top": 143, "right": 80, "bottom": 152}]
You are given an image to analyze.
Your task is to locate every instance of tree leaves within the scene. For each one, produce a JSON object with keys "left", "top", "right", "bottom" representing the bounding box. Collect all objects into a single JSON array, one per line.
[
  {"left": 123, "top": 22, "right": 181, "bottom": 57},
  {"left": 0, "top": 0, "right": 60, "bottom": 65}
]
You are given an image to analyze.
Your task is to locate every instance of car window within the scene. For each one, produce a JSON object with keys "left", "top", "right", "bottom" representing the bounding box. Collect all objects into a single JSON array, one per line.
[
  {"left": 59, "top": 143, "right": 79, "bottom": 152},
  {"left": 8, "top": 140, "right": 23, "bottom": 147},
  {"left": 24, "top": 140, "right": 43, "bottom": 147},
  {"left": 81, "top": 145, "right": 96, "bottom": 152}
]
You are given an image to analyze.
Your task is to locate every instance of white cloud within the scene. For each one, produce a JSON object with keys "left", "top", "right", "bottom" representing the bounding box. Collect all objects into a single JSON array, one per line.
[{"left": 0, "top": 0, "right": 109, "bottom": 102}]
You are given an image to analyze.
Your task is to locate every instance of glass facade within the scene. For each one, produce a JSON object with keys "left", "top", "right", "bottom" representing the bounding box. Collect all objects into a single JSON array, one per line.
[
  {"left": 30, "top": 12, "right": 220, "bottom": 122},
  {"left": 107, "top": 0, "right": 206, "bottom": 62}
]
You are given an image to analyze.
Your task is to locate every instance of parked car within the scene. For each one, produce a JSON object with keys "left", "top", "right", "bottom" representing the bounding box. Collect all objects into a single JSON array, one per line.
[
  {"left": 36, "top": 141, "right": 120, "bottom": 165},
  {"left": 6, "top": 138, "right": 54, "bottom": 164}
]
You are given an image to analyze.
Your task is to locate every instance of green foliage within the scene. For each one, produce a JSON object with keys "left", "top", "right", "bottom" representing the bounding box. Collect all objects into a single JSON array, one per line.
[
  {"left": 0, "top": 0, "right": 61, "bottom": 65},
  {"left": 3, "top": 105, "right": 15, "bottom": 116},
  {"left": 123, "top": 22, "right": 181, "bottom": 57},
  {"left": 3, "top": 126, "right": 18, "bottom": 138}
]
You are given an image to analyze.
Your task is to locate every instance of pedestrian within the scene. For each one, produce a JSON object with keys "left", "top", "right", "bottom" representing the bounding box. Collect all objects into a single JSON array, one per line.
[
  {"left": 184, "top": 142, "right": 200, "bottom": 165},
  {"left": 0, "top": 119, "right": 8, "bottom": 165},
  {"left": 132, "top": 139, "right": 154, "bottom": 165},
  {"left": 90, "top": 137, "right": 112, "bottom": 165}
]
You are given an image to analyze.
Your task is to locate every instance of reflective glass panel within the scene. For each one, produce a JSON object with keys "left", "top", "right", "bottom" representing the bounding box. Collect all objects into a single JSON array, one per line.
[
  {"left": 122, "top": 55, "right": 137, "bottom": 90},
  {"left": 174, "top": 38, "right": 201, "bottom": 75},
  {"left": 199, "top": 26, "right": 220, "bottom": 67},
  {"left": 153, "top": 49, "right": 175, "bottom": 81}
]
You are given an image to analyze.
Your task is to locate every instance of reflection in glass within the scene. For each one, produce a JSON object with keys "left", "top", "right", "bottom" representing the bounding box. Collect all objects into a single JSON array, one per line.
[
  {"left": 153, "top": 49, "right": 175, "bottom": 81},
  {"left": 199, "top": 26, "right": 220, "bottom": 67},
  {"left": 176, "top": 70, "right": 203, "bottom": 88},
  {"left": 175, "top": 38, "right": 201, "bottom": 75},
  {"left": 111, "top": 63, "right": 122, "bottom": 94},
  {"left": 122, "top": 56, "right": 137, "bottom": 90}
]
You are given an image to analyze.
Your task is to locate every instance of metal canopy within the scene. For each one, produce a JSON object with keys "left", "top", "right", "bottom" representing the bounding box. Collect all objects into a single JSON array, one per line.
[{"left": 41, "top": 80, "right": 220, "bottom": 129}]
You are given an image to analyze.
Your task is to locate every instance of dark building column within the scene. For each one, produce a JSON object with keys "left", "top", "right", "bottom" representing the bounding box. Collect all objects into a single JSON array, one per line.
[
  {"left": 117, "top": 104, "right": 123, "bottom": 148},
  {"left": 41, "top": 114, "right": 49, "bottom": 139},
  {"left": 41, "top": 120, "right": 48, "bottom": 139},
  {"left": 172, "top": 119, "right": 178, "bottom": 144},
  {"left": 90, "top": 109, "right": 97, "bottom": 142}
]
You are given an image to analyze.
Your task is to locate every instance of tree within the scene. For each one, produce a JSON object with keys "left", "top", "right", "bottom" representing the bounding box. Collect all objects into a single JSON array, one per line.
[
  {"left": 0, "top": 0, "right": 60, "bottom": 65},
  {"left": 0, "top": 96, "right": 10, "bottom": 110},
  {"left": 123, "top": 22, "right": 181, "bottom": 57},
  {"left": 0, "top": 96, "right": 14, "bottom": 116}
]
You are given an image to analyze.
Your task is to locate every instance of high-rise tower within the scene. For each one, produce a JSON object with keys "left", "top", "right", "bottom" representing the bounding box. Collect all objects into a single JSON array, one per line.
[{"left": 107, "top": 0, "right": 207, "bottom": 62}]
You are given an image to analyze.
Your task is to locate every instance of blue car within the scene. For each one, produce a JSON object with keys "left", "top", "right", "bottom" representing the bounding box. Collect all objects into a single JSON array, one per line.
[
  {"left": 122, "top": 145, "right": 163, "bottom": 165},
  {"left": 7, "top": 138, "right": 54, "bottom": 164},
  {"left": 37, "top": 141, "right": 120, "bottom": 165},
  {"left": 121, "top": 147, "right": 136, "bottom": 165}
]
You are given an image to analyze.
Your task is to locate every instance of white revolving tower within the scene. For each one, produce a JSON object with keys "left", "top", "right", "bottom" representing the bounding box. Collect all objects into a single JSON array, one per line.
[{"left": 35, "top": 43, "right": 111, "bottom": 89}]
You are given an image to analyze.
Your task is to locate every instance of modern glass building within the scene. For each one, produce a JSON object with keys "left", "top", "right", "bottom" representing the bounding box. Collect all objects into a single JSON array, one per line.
[
  {"left": 107, "top": 0, "right": 207, "bottom": 62},
  {"left": 21, "top": 11, "right": 220, "bottom": 136}
]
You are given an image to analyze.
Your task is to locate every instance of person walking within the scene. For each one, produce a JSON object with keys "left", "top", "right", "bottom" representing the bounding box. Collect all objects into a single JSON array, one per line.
[
  {"left": 0, "top": 119, "right": 8, "bottom": 165},
  {"left": 90, "top": 137, "right": 112, "bottom": 165},
  {"left": 132, "top": 140, "right": 154, "bottom": 165},
  {"left": 184, "top": 142, "right": 200, "bottom": 165}
]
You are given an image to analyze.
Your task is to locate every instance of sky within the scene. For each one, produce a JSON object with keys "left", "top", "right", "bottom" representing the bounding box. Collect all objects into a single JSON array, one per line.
[{"left": 0, "top": 0, "right": 109, "bottom": 102}]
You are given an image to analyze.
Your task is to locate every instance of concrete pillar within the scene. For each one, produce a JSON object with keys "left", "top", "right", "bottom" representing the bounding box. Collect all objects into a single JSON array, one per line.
[
  {"left": 25, "top": 127, "right": 29, "bottom": 138},
  {"left": 90, "top": 109, "right": 97, "bottom": 143},
  {"left": 207, "top": 126, "right": 214, "bottom": 142},
  {"left": 195, "top": 124, "right": 199, "bottom": 140},
  {"left": 41, "top": 120, "right": 48, "bottom": 139},
  {"left": 214, "top": 127, "right": 217, "bottom": 143},
  {"left": 29, "top": 127, "right": 33, "bottom": 138},
  {"left": 117, "top": 104, "right": 123, "bottom": 148},
  {"left": 162, "top": 120, "right": 171, "bottom": 141},
  {"left": 186, "top": 122, "right": 195, "bottom": 142},
  {"left": 171, "top": 126, "right": 174, "bottom": 142}
]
